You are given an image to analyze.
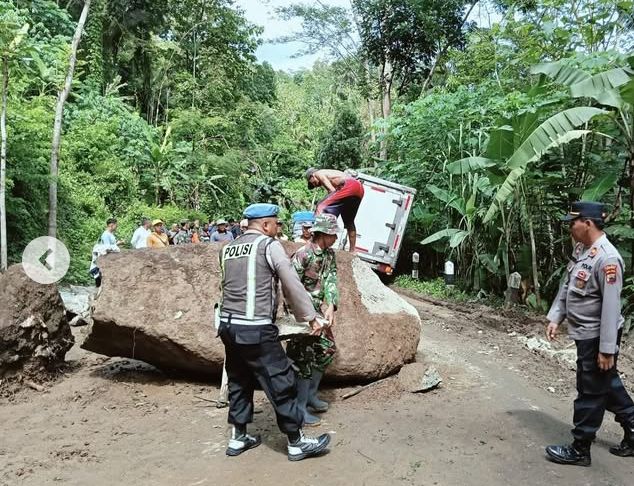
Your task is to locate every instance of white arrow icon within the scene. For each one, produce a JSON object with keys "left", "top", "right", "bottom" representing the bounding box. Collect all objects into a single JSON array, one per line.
[{"left": 22, "top": 237, "right": 70, "bottom": 284}]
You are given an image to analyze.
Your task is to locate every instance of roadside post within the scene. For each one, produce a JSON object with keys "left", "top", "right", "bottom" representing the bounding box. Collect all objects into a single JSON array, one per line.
[
  {"left": 444, "top": 260, "right": 455, "bottom": 286},
  {"left": 412, "top": 252, "right": 419, "bottom": 279}
]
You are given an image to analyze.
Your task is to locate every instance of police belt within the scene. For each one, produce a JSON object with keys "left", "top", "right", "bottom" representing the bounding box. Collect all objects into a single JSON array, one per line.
[{"left": 219, "top": 311, "right": 273, "bottom": 326}]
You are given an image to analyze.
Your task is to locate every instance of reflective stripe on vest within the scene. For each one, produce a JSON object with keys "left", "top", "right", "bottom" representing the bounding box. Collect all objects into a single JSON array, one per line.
[{"left": 246, "top": 234, "right": 269, "bottom": 319}]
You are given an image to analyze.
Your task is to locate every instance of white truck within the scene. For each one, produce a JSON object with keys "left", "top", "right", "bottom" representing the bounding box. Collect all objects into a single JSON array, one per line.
[{"left": 336, "top": 172, "right": 416, "bottom": 276}]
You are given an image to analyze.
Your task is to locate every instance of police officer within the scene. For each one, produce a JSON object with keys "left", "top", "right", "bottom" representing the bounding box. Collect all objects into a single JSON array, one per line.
[
  {"left": 218, "top": 203, "right": 331, "bottom": 461},
  {"left": 545, "top": 201, "right": 634, "bottom": 466}
]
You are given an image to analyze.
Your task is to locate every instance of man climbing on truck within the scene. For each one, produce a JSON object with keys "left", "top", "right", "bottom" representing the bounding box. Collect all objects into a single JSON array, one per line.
[{"left": 305, "top": 168, "right": 364, "bottom": 252}]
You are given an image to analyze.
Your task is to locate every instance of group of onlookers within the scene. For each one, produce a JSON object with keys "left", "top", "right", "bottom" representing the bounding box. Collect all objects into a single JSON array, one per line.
[
  {"left": 90, "top": 217, "right": 250, "bottom": 286},
  {"left": 98, "top": 215, "right": 311, "bottom": 255},
  {"left": 126, "top": 217, "right": 248, "bottom": 249}
]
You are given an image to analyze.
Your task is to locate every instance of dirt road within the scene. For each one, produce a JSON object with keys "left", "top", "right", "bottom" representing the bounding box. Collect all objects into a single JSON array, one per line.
[{"left": 2, "top": 291, "right": 633, "bottom": 485}]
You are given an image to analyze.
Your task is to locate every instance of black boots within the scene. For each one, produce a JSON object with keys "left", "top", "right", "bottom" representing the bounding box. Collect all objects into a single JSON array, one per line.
[
  {"left": 296, "top": 378, "right": 321, "bottom": 426},
  {"left": 307, "top": 369, "right": 329, "bottom": 413},
  {"left": 610, "top": 426, "right": 634, "bottom": 457},
  {"left": 545, "top": 440, "right": 591, "bottom": 466}
]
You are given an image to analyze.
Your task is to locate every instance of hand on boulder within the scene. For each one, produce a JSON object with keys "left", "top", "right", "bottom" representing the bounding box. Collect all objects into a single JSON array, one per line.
[
  {"left": 324, "top": 304, "right": 336, "bottom": 327},
  {"left": 308, "top": 319, "right": 322, "bottom": 336}
]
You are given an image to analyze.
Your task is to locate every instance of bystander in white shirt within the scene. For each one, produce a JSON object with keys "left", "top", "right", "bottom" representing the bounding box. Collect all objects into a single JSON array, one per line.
[{"left": 131, "top": 225, "right": 151, "bottom": 249}]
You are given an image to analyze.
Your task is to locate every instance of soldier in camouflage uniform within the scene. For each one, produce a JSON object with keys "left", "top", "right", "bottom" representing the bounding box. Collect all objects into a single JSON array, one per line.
[
  {"left": 173, "top": 221, "right": 192, "bottom": 245},
  {"left": 287, "top": 213, "right": 340, "bottom": 426}
]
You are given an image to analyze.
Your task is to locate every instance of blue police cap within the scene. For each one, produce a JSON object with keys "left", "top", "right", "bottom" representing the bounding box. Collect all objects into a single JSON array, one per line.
[
  {"left": 243, "top": 203, "right": 280, "bottom": 220},
  {"left": 562, "top": 201, "right": 606, "bottom": 222}
]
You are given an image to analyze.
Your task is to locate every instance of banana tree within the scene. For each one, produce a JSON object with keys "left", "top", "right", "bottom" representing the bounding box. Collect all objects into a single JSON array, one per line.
[
  {"left": 531, "top": 55, "right": 634, "bottom": 251},
  {"left": 482, "top": 106, "right": 607, "bottom": 223},
  {"left": 421, "top": 167, "right": 500, "bottom": 289},
  {"left": 428, "top": 105, "right": 607, "bottom": 296}
]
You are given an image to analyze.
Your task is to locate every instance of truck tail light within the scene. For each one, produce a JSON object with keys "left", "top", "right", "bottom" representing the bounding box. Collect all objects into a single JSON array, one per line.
[{"left": 378, "top": 264, "right": 393, "bottom": 275}]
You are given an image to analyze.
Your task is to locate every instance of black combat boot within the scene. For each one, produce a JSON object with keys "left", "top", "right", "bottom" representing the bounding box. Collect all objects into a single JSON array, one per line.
[
  {"left": 296, "top": 378, "right": 321, "bottom": 426},
  {"left": 307, "top": 369, "right": 329, "bottom": 413},
  {"left": 609, "top": 425, "right": 634, "bottom": 457},
  {"left": 545, "top": 440, "right": 591, "bottom": 466}
]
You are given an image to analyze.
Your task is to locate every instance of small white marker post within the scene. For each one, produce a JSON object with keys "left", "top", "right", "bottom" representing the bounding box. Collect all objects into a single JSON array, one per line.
[
  {"left": 412, "top": 252, "right": 419, "bottom": 279},
  {"left": 444, "top": 260, "right": 455, "bottom": 286}
]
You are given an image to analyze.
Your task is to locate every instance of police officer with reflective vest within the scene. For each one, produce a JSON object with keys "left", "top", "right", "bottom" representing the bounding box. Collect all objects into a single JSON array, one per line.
[
  {"left": 218, "top": 203, "right": 331, "bottom": 461},
  {"left": 545, "top": 201, "right": 634, "bottom": 466}
]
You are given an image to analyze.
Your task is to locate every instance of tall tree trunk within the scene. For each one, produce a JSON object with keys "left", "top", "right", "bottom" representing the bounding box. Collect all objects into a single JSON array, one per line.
[
  {"left": 527, "top": 212, "right": 541, "bottom": 305},
  {"left": 379, "top": 58, "right": 392, "bottom": 161},
  {"left": 419, "top": 1, "right": 480, "bottom": 98},
  {"left": 48, "top": 0, "right": 91, "bottom": 238},
  {"left": 364, "top": 60, "right": 376, "bottom": 146},
  {"left": 0, "top": 57, "right": 8, "bottom": 271},
  {"left": 629, "top": 141, "right": 634, "bottom": 259},
  {"left": 367, "top": 97, "right": 375, "bottom": 140}
]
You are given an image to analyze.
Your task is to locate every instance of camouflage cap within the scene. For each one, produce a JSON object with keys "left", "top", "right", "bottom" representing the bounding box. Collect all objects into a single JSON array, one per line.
[{"left": 310, "top": 214, "right": 340, "bottom": 235}]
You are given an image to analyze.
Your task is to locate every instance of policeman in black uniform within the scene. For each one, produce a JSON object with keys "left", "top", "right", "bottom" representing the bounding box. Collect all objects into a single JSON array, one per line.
[
  {"left": 218, "top": 203, "right": 331, "bottom": 461},
  {"left": 545, "top": 201, "right": 634, "bottom": 466}
]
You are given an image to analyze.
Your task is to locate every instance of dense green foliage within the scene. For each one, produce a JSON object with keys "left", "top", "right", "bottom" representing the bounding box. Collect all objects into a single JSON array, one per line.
[
  {"left": 2, "top": 0, "right": 634, "bottom": 327},
  {"left": 0, "top": 0, "right": 363, "bottom": 283}
]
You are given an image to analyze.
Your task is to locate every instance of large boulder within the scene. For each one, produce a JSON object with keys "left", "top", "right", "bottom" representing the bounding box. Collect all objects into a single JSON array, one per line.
[
  {"left": 0, "top": 264, "right": 74, "bottom": 376},
  {"left": 82, "top": 243, "right": 420, "bottom": 382}
]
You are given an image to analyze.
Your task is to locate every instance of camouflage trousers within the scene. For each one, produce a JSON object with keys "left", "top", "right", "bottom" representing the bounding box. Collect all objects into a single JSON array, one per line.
[{"left": 286, "top": 329, "right": 336, "bottom": 379}]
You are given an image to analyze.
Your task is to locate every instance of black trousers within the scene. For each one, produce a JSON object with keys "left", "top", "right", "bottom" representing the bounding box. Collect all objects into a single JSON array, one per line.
[
  {"left": 573, "top": 330, "right": 634, "bottom": 442},
  {"left": 218, "top": 323, "right": 303, "bottom": 435}
]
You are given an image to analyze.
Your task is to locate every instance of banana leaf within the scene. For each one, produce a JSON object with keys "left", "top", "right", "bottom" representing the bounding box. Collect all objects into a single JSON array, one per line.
[{"left": 446, "top": 157, "right": 497, "bottom": 174}]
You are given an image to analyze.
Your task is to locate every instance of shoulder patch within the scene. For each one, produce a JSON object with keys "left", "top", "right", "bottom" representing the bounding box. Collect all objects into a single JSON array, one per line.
[{"left": 604, "top": 263, "right": 618, "bottom": 284}]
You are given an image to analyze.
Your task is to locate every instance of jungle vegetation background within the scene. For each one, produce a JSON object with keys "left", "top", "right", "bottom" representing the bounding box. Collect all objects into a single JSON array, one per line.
[{"left": 1, "top": 0, "right": 633, "bottom": 319}]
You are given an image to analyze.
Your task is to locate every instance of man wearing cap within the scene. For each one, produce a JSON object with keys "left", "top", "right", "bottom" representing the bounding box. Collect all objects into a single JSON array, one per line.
[
  {"left": 287, "top": 214, "right": 340, "bottom": 427},
  {"left": 218, "top": 203, "right": 331, "bottom": 461},
  {"left": 211, "top": 219, "right": 234, "bottom": 242},
  {"left": 294, "top": 221, "right": 313, "bottom": 244},
  {"left": 305, "top": 168, "right": 364, "bottom": 252},
  {"left": 147, "top": 219, "right": 169, "bottom": 248},
  {"left": 545, "top": 201, "right": 634, "bottom": 466}
]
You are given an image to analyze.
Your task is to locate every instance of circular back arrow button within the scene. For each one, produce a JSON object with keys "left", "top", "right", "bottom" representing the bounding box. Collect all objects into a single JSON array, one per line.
[{"left": 22, "top": 237, "right": 71, "bottom": 284}]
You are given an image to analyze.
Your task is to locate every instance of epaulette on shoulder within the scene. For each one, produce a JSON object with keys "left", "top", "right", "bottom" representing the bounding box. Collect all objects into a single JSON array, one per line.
[{"left": 598, "top": 240, "right": 620, "bottom": 259}]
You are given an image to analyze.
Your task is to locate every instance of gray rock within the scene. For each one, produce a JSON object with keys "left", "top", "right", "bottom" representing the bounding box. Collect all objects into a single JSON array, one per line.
[
  {"left": 59, "top": 285, "right": 96, "bottom": 319},
  {"left": 398, "top": 362, "right": 442, "bottom": 393}
]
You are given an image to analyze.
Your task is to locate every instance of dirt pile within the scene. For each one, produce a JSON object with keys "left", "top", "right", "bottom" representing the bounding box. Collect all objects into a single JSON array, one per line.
[
  {"left": 82, "top": 243, "right": 420, "bottom": 382},
  {"left": 0, "top": 264, "right": 74, "bottom": 377}
]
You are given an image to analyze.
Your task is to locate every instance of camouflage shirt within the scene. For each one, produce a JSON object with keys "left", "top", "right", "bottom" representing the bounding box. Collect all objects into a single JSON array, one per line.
[
  {"left": 291, "top": 242, "right": 339, "bottom": 311},
  {"left": 173, "top": 230, "right": 191, "bottom": 245}
]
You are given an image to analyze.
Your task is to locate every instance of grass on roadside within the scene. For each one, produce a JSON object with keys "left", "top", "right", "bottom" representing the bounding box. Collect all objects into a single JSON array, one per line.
[{"left": 394, "top": 275, "right": 505, "bottom": 307}]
